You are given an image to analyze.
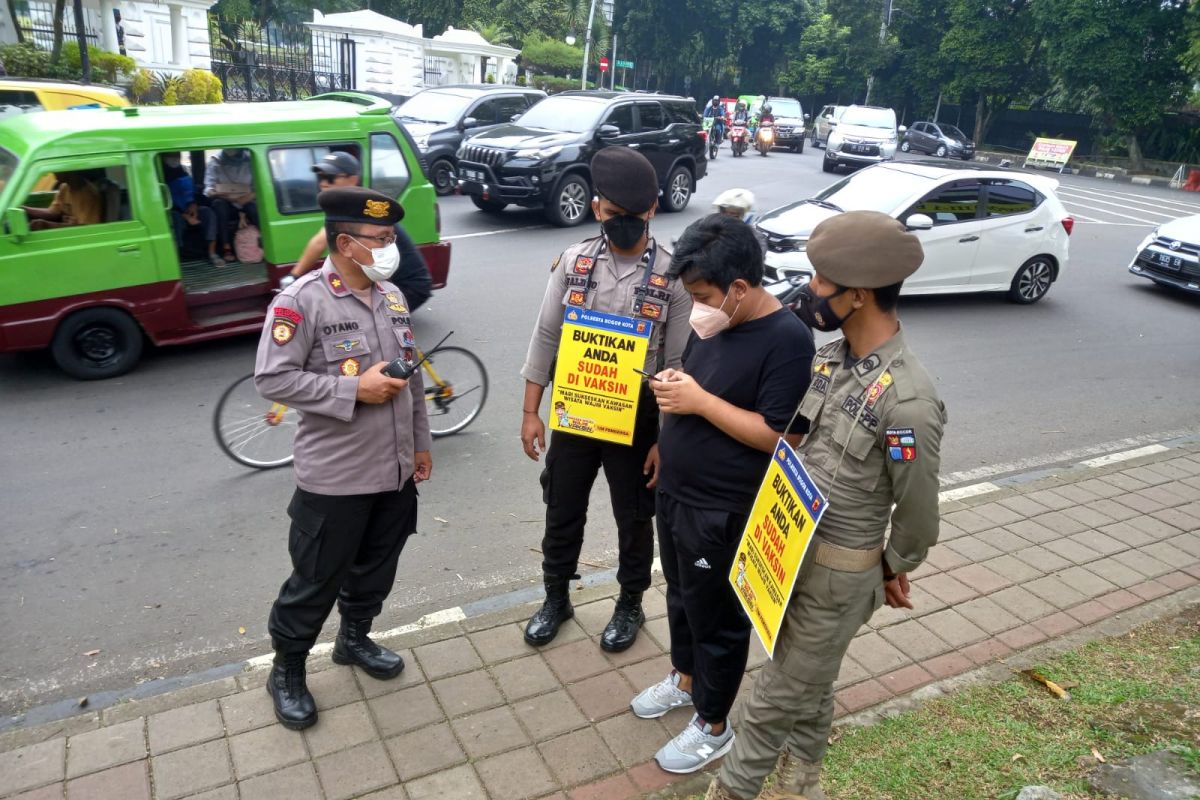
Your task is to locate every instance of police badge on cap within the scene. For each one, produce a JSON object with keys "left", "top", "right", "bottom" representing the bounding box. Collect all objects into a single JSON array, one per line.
[{"left": 319, "top": 187, "right": 405, "bottom": 225}]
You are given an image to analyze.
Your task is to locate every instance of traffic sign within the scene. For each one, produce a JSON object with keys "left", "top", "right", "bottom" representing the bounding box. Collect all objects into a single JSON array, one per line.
[
  {"left": 615, "top": 59, "right": 634, "bottom": 69},
  {"left": 599, "top": 57, "right": 609, "bottom": 73}
]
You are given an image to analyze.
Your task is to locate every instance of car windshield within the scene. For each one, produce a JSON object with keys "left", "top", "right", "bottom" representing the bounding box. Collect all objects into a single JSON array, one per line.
[
  {"left": 396, "top": 91, "right": 474, "bottom": 125},
  {"left": 514, "top": 97, "right": 606, "bottom": 133},
  {"left": 0, "top": 147, "right": 16, "bottom": 195},
  {"left": 769, "top": 98, "right": 802, "bottom": 117},
  {"left": 941, "top": 124, "right": 968, "bottom": 140},
  {"left": 813, "top": 167, "right": 925, "bottom": 212},
  {"left": 842, "top": 107, "right": 896, "bottom": 129}
]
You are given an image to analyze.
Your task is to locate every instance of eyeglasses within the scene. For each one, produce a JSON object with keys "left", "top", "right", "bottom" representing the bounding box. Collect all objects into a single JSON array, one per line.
[
  {"left": 317, "top": 173, "right": 350, "bottom": 184},
  {"left": 350, "top": 233, "right": 397, "bottom": 248}
]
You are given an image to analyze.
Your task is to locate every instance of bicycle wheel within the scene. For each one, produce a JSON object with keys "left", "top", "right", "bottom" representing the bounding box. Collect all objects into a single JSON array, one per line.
[
  {"left": 213, "top": 373, "right": 297, "bottom": 468},
  {"left": 422, "top": 346, "right": 488, "bottom": 437}
]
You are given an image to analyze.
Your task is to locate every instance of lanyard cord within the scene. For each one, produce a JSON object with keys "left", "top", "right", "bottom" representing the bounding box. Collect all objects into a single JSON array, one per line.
[{"left": 587, "top": 236, "right": 658, "bottom": 315}]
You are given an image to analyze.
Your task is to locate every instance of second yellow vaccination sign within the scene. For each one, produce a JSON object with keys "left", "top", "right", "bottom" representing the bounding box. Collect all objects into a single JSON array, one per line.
[
  {"left": 730, "top": 439, "right": 829, "bottom": 657},
  {"left": 550, "top": 308, "right": 651, "bottom": 445}
]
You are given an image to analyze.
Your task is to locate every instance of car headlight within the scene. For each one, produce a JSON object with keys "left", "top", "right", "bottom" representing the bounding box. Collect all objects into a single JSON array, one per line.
[
  {"left": 827, "top": 132, "right": 843, "bottom": 150},
  {"left": 515, "top": 145, "right": 563, "bottom": 160}
]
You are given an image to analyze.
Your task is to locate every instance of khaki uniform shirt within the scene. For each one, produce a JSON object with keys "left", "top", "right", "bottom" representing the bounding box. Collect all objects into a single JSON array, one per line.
[
  {"left": 49, "top": 182, "right": 102, "bottom": 225},
  {"left": 796, "top": 328, "right": 947, "bottom": 573},
  {"left": 521, "top": 236, "right": 692, "bottom": 386},
  {"left": 254, "top": 261, "right": 433, "bottom": 496}
]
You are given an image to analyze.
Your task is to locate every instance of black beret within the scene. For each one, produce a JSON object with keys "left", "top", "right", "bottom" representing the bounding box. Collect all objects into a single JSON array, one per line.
[
  {"left": 312, "top": 151, "right": 362, "bottom": 177},
  {"left": 592, "top": 146, "right": 659, "bottom": 214},
  {"left": 319, "top": 187, "right": 404, "bottom": 225}
]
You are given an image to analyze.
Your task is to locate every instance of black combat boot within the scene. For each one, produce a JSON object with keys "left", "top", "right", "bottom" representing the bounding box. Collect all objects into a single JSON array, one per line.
[
  {"left": 332, "top": 618, "right": 406, "bottom": 680},
  {"left": 600, "top": 588, "right": 644, "bottom": 652},
  {"left": 266, "top": 652, "right": 317, "bottom": 730},
  {"left": 524, "top": 574, "right": 574, "bottom": 646}
]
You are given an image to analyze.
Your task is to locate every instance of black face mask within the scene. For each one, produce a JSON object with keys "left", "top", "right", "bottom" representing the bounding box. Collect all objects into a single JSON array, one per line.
[
  {"left": 793, "top": 284, "right": 853, "bottom": 332},
  {"left": 602, "top": 214, "right": 647, "bottom": 250}
]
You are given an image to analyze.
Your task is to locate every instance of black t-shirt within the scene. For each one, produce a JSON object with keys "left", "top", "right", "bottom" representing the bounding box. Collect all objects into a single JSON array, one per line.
[{"left": 658, "top": 307, "right": 815, "bottom": 514}]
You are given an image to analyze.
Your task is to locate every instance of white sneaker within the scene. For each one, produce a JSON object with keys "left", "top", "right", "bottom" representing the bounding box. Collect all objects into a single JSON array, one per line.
[
  {"left": 655, "top": 713, "right": 735, "bottom": 774},
  {"left": 630, "top": 671, "right": 693, "bottom": 719}
]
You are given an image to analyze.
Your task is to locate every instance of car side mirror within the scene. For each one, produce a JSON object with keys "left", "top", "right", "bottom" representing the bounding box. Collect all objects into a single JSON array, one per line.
[
  {"left": 828, "top": 120, "right": 838, "bottom": 127},
  {"left": 5, "top": 207, "right": 29, "bottom": 240},
  {"left": 461, "top": 117, "right": 480, "bottom": 130},
  {"left": 510, "top": 113, "right": 522, "bottom": 122},
  {"left": 906, "top": 213, "right": 933, "bottom": 231},
  {"left": 597, "top": 124, "right": 620, "bottom": 139},
  {"left": 898, "top": 125, "right": 907, "bottom": 134}
]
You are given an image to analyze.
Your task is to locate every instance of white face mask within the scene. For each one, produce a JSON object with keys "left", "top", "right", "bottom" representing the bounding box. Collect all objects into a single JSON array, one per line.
[
  {"left": 349, "top": 236, "right": 400, "bottom": 282},
  {"left": 689, "top": 290, "right": 741, "bottom": 339}
]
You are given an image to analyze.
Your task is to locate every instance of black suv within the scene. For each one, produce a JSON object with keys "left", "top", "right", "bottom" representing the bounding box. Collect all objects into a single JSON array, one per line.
[
  {"left": 394, "top": 84, "right": 547, "bottom": 195},
  {"left": 455, "top": 91, "right": 707, "bottom": 226}
]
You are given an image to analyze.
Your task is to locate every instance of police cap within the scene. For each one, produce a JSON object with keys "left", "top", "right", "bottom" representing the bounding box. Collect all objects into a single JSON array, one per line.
[
  {"left": 319, "top": 187, "right": 404, "bottom": 225},
  {"left": 806, "top": 210, "right": 923, "bottom": 289},
  {"left": 592, "top": 146, "right": 659, "bottom": 214}
]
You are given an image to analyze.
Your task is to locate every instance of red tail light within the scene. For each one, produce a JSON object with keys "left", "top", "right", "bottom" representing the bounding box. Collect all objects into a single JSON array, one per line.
[
  {"left": 1061, "top": 217, "right": 1074, "bottom": 236},
  {"left": 699, "top": 130, "right": 708, "bottom": 142}
]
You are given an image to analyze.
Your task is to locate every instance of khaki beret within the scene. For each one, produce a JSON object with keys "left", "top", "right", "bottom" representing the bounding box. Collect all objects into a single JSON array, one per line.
[{"left": 806, "top": 210, "right": 923, "bottom": 288}]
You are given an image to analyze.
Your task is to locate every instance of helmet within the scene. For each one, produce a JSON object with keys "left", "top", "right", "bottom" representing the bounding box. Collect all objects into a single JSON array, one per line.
[
  {"left": 713, "top": 95, "right": 720, "bottom": 101},
  {"left": 763, "top": 103, "right": 772, "bottom": 113},
  {"left": 736, "top": 101, "right": 746, "bottom": 109},
  {"left": 712, "top": 187, "right": 756, "bottom": 214}
]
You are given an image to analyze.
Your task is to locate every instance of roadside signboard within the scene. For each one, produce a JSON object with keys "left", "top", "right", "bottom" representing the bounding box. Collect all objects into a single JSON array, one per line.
[{"left": 1023, "top": 138, "right": 1077, "bottom": 173}]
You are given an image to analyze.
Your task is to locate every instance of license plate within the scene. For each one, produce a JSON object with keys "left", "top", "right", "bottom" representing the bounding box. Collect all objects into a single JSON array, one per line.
[
  {"left": 849, "top": 145, "right": 872, "bottom": 155},
  {"left": 461, "top": 168, "right": 484, "bottom": 182},
  {"left": 1148, "top": 250, "right": 1184, "bottom": 270}
]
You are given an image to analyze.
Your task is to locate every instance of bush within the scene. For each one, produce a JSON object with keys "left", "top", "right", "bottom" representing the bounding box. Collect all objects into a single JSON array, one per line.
[
  {"left": 162, "top": 69, "right": 223, "bottom": 105},
  {"left": 0, "top": 42, "right": 72, "bottom": 80},
  {"left": 521, "top": 35, "right": 584, "bottom": 76},
  {"left": 61, "top": 43, "right": 136, "bottom": 84},
  {"left": 129, "top": 68, "right": 153, "bottom": 103},
  {"left": 533, "top": 75, "right": 597, "bottom": 94}
]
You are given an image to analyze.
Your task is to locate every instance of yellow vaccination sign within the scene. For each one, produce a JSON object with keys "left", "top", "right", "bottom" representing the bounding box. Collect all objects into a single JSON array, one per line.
[
  {"left": 730, "top": 439, "right": 829, "bottom": 657},
  {"left": 549, "top": 307, "right": 652, "bottom": 445}
]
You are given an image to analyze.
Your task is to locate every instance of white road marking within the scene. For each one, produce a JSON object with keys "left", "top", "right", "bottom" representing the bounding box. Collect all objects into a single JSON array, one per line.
[
  {"left": 443, "top": 226, "right": 548, "bottom": 240},
  {"left": 1073, "top": 221, "right": 1155, "bottom": 227},
  {"left": 1064, "top": 184, "right": 1200, "bottom": 213},
  {"left": 1080, "top": 444, "right": 1170, "bottom": 468},
  {"left": 1060, "top": 185, "right": 1200, "bottom": 216},
  {"left": 1056, "top": 199, "right": 1168, "bottom": 225},
  {"left": 939, "top": 482, "right": 1001, "bottom": 502}
]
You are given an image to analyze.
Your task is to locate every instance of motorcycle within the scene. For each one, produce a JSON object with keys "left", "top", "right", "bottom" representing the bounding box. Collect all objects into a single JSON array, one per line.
[
  {"left": 756, "top": 122, "right": 775, "bottom": 156},
  {"left": 729, "top": 121, "right": 749, "bottom": 157},
  {"left": 704, "top": 117, "right": 725, "bottom": 159}
]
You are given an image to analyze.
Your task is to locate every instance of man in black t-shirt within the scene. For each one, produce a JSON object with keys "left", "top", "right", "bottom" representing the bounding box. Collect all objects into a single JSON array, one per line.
[{"left": 629, "top": 214, "right": 815, "bottom": 775}]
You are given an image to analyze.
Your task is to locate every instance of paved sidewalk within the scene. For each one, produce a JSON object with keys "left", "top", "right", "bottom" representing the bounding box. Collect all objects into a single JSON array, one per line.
[{"left": 2, "top": 443, "right": 1200, "bottom": 800}]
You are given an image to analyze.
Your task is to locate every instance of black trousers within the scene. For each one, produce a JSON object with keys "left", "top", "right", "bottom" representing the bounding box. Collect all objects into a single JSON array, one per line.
[
  {"left": 539, "top": 388, "right": 657, "bottom": 590},
  {"left": 269, "top": 480, "right": 417, "bottom": 655},
  {"left": 210, "top": 198, "right": 259, "bottom": 251},
  {"left": 658, "top": 490, "right": 753, "bottom": 724}
]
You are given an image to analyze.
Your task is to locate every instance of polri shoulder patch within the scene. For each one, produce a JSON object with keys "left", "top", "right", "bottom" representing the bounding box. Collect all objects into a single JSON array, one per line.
[{"left": 270, "top": 307, "right": 303, "bottom": 346}]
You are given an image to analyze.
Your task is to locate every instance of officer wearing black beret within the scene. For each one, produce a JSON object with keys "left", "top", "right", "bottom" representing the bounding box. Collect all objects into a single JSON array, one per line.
[
  {"left": 519, "top": 147, "right": 692, "bottom": 653},
  {"left": 256, "top": 186, "right": 432, "bottom": 730}
]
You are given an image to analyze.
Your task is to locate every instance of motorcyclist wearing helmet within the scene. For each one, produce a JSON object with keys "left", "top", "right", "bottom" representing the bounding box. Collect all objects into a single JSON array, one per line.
[
  {"left": 732, "top": 101, "right": 749, "bottom": 125},
  {"left": 703, "top": 95, "right": 727, "bottom": 145},
  {"left": 713, "top": 188, "right": 766, "bottom": 252},
  {"left": 758, "top": 103, "right": 775, "bottom": 127}
]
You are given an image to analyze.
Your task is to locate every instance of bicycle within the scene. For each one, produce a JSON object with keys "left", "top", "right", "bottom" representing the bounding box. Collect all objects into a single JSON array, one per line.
[{"left": 213, "top": 344, "right": 488, "bottom": 469}]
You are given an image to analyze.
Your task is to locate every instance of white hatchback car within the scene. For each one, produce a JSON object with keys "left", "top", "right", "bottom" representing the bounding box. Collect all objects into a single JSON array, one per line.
[
  {"left": 1128, "top": 214, "right": 1200, "bottom": 294},
  {"left": 758, "top": 161, "right": 1073, "bottom": 303}
]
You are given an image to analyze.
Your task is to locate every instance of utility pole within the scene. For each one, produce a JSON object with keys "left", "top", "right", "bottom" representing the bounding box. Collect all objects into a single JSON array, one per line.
[
  {"left": 863, "top": 0, "right": 892, "bottom": 105},
  {"left": 580, "top": 0, "right": 598, "bottom": 90},
  {"left": 72, "top": 0, "right": 90, "bottom": 84},
  {"left": 611, "top": 31, "right": 618, "bottom": 90}
]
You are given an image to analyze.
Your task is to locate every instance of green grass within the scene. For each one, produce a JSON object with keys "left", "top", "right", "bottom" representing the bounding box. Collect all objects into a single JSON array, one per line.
[{"left": 682, "top": 608, "right": 1199, "bottom": 799}]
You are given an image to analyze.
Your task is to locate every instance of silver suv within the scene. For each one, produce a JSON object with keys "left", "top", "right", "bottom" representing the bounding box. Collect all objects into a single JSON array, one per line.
[
  {"left": 821, "top": 105, "right": 904, "bottom": 173},
  {"left": 810, "top": 104, "right": 847, "bottom": 148}
]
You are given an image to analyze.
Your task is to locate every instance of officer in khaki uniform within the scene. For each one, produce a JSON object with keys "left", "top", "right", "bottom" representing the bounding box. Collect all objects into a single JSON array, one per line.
[
  {"left": 255, "top": 187, "right": 433, "bottom": 731},
  {"left": 706, "top": 211, "right": 947, "bottom": 800},
  {"left": 520, "top": 147, "right": 691, "bottom": 653}
]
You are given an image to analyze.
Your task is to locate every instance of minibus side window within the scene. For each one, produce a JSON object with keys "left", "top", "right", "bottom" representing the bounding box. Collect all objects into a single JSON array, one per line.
[
  {"left": 21, "top": 165, "right": 131, "bottom": 232},
  {"left": 369, "top": 133, "right": 410, "bottom": 200},
  {"left": 267, "top": 144, "right": 362, "bottom": 215}
]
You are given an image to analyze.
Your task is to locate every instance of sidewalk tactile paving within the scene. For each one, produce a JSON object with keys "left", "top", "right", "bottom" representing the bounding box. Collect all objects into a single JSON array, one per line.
[
  {"left": 65, "top": 717, "right": 145, "bottom": 779},
  {"left": 567, "top": 672, "right": 635, "bottom": 722},
  {"left": 988, "top": 586, "right": 1056, "bottom": 622},
  {"left": 491, "top": 655, "right": 562, "bottom": 702},
  {"left": 386, "top": 721, "right": 465, "bottom": 782},
  {"left": 512, "top": 689, "right": 589, "bottom": 741},
  {"left": 954, "top": 596, "right": 1021, "bottom": 635},
  {"left": 543, "top": 639, "right": 613, "bottom": 684},
  {"left": 367, "top": 684, "right": 444, "bottom": 739},
  {"left": 846, "top": 632, "right": 911, "bottom": 676},
  {"left": 595, "top": 714, "right": 669, "bottom": 769},
  {"left": 150, "top": 739, "right": 232, "bottom": 800},
  {"left": 467, "top": 623, "right": 534, "bottom": 665},
  {"left": 946, "top": 563, "right": 1012, "bottom": 594},
  {"left": 65, "top": 760, "right": 150, "bottom": 800},
  {"left": 413, "top": 638, "right": 483, "bottom": 680},
  {"left": 538, "top": 727, "right": 619, "bottom": 787},
  {"left": 475, "top": 745, "right": 559, "bottom": 799},
  {"left": 920, "top": 609, "right": 988, "bottom": 648},
  {"left": 451, "top": 706, "right": 529, "bottom": 759},
  {"left": 229, "top": 723, "right": 309, "bottom": 779},
  {"left": 238, "top": 761, "right": 320, "bottom": 800},
  {"left": 878, "top": 620, "right": 951, "bottom": 661},
  {"left": 403, "top": 763, "right": 485, "bottom": 800},
  {"left": 431, "top": 670, "right": 504, "bottom": 718},
  {"left": 303, "top": 701, "right": 376, "bottom": 758},
  {"left": 315, "top": 741, "right": 396, "bottom": 800},
  {"left": 148, "top": 700, "right": 224, "bottom": 755}
]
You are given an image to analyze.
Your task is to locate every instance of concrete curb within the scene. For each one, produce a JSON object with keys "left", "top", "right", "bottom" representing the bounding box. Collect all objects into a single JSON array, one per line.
[
  {"left": 969, "top": 151, "right": 1190, "bottom": 190},
  {"left": 1, "top": 435, "right": 1198, "bottom": 743}
]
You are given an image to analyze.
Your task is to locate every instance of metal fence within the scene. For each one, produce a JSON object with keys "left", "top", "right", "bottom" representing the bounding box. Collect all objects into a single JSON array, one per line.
[
  {"left": 14, "top": 0, "right": 99, "bottom": 51},
  {"left": 208, "top": 18, "right": 356, "bottom": 102}
]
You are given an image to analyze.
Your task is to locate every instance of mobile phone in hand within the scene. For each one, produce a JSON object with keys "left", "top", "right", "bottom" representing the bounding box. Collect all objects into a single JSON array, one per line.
[{"left": 632, "top": 367, "right": 660, "bottom": 382}]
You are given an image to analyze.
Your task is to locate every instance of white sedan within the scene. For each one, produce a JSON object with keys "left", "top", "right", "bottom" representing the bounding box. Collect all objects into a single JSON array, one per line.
[
  {"left": 1128, "top": 214, "right": 1200, "bottom": 294},
  {"left": 758, "top": 162, "right": 1073, "bottom": 304}
]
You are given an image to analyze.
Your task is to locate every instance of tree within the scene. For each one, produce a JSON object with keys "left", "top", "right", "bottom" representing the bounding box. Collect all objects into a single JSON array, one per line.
[
  {"left": 778, "top": 12, "right": 855, "bottom": 100},
  {"left": 471, "top": 20, "right": 514, "bottom": 47},
  {"left": 1036, "top": 0, "right": 1189, "bottom": 170},
  {"left": 938, "top": 0, "right": 1044, "bottom": 143},
  {"left": 49, "top": 0, "right": 66, "bottom": 64},
  {"left": 521, "top": 33, "right": 584, "bottom": 76}
]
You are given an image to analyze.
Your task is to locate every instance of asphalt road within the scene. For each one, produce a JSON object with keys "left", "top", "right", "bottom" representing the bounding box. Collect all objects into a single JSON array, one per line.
[{"left": 2, "top": 144, "right": 1199, "bottom": 717}]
